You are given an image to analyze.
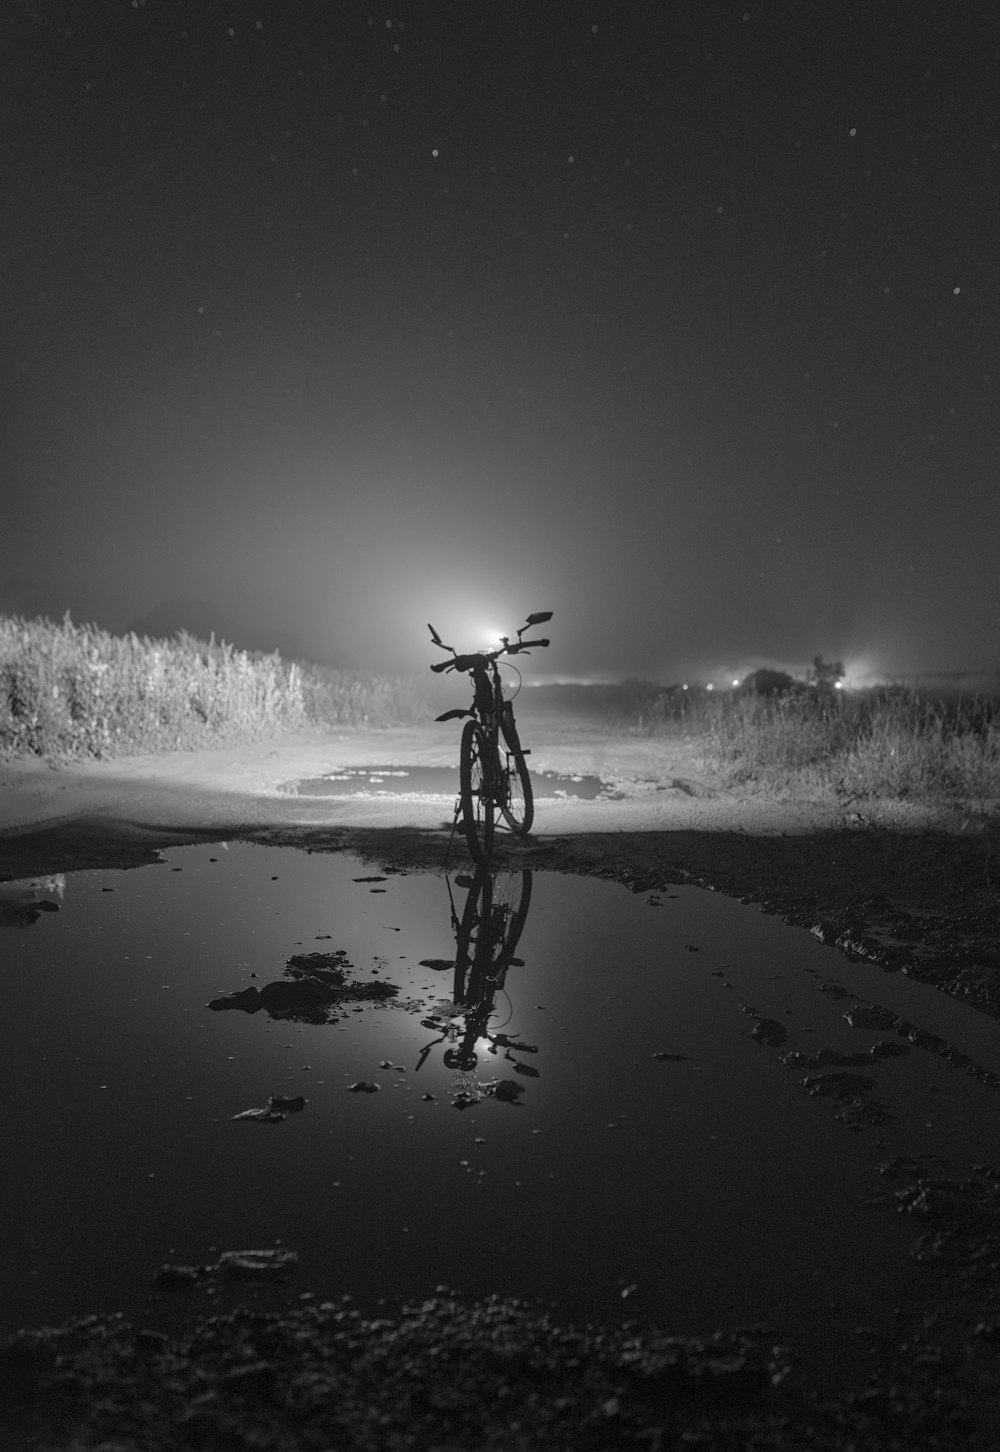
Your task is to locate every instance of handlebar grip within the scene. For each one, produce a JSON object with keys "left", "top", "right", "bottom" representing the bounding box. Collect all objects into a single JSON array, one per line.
[
  {"left": 517, "top": 637, "right": 549, "bottom": 649},
  {"left": 430, "top": 652, "right": 485, "bottom": 673}
]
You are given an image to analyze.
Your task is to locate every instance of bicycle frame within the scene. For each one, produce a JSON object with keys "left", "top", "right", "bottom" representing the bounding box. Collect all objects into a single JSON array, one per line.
[{"left": 428, "top": 612, "right": 552, "bottom": 863}]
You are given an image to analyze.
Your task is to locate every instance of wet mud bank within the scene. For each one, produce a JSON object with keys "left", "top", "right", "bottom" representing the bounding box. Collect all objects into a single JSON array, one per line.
[{"left": 3, "top": 815, "right": 1000, "bottom": 1448}]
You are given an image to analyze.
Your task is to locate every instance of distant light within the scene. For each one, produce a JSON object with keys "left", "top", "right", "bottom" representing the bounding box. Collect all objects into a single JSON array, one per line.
[
  {"left": 706, "top": 682, "right": 714, "bottom": 691},
  {"left": 731, "top": 678, "right": 740, "bottom": 687},
  {"left": 834, "top": 679, "right": 844, "bottom": 689},
  {"left": 682, "top": 683, "right": 688, "bottom": 691}
]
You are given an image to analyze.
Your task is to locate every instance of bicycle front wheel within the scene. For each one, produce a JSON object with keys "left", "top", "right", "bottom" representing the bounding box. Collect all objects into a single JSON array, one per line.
[
  {"left": 457, "top": 867, "right": 533, "bottom": 976},
  {"left": 499, "top": 704, "right": 534, "bottom": 834},
  {"left": 460, "top": 720, "right": 495, "bottom": 864}
]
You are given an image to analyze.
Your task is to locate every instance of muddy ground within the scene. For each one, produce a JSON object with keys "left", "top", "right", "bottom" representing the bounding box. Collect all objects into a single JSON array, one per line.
[{"left": 3, "top": 718, "right": 1000, "bottom": 1448}]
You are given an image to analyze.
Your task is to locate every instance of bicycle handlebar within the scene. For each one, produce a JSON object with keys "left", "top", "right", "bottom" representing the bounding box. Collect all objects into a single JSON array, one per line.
[
  {"left": 430, "top": 654, "right": 480, "bottom": 674},
  {"left": 430, "top": 639, "right": 549, "bottom": 675},
  {"left": 427, "top": 615, "right": 551, "bottom": 675}
]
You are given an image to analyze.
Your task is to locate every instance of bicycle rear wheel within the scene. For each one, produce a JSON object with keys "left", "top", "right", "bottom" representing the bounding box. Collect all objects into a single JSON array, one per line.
[
  {"left": 499, "top": 703, "right": 534, "bottom": 834},
  {"left": 460, "top": 720, "right": 495, "bottom": 864},
  {"left": 488, "top": 868, "right": 533, "bottom": 963}
]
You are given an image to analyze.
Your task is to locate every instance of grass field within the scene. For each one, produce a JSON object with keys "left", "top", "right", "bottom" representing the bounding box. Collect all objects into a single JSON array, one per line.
[
  {"left": 0, "top": 614, "right": 430, "bottom": 761},
  {"left": 607, "top": 678, "right": 1000, "bottom": 807}
]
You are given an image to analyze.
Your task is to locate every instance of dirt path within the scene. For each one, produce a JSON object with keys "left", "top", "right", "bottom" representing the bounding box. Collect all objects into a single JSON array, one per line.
[{"left": 0, "top": 715, "right": 944, "bottom": 845}]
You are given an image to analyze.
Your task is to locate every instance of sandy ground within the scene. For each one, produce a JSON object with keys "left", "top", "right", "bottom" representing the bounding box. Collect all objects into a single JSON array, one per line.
[{"left": 0, "top": 715, "right": 945, "bottom": 850}]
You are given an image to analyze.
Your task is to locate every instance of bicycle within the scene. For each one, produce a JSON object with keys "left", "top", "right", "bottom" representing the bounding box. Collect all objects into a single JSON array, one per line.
[
  {"left": 415, "top": 865, "right": 536, "bottom": 1074},
  {"left": 428, "top": 611, "right": 552, "bottom": 863}
]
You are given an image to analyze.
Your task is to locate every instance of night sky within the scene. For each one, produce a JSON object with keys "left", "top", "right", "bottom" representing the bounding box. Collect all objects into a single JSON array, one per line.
[{"left": 4, "top": 2, "right": 998, "bottom": 684}]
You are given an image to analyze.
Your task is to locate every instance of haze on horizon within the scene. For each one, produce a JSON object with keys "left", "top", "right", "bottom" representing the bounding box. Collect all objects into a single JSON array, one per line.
[{"left": 4, "top": 5, "right": 998, "bottom": 691}]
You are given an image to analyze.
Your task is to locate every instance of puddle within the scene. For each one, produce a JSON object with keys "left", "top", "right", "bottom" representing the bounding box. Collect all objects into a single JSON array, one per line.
[
  {"left": 283, "top": 764, "right": 608, "bottom": 799},
  {"left": 6, "top": 845, "right": 1000, "bottom": 1382}
]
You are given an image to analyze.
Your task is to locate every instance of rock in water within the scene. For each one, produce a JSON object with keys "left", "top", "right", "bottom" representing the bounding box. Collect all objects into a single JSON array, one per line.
[{"left": 232, "top": 1094, "right": 307, "bottom": 1122}]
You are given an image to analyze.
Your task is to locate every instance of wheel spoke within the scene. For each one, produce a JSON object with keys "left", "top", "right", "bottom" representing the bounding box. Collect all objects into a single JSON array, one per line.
[
  {"left": 498, "top": 706, "right": 534, "bottom": 833},
  {"left": 460, "top": 720, "right": 495, "bottom": 862}
]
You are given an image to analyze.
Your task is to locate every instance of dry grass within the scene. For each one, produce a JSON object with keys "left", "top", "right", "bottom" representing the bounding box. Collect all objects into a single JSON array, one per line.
[
  {"left": 0, "top": 614, "right": 429, "bottom": 761},
  {"left": 612, "top": 681, "right": 1000, "bottom": 807}
]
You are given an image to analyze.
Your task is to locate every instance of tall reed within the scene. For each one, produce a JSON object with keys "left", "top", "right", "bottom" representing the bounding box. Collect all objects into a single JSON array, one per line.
[{"left": 0, "top": 614, "right": 429, "bottom": 760}]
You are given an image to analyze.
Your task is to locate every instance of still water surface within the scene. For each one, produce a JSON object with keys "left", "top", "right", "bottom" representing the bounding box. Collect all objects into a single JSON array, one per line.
[
  {"left": 5, "top": 843, "right": 1000, "bottom": 1376},
  {"left": 284, "top": 764, "right": 608, "bottom": 799}
]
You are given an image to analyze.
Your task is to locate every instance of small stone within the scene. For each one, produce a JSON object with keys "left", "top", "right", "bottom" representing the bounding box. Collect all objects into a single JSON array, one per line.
[
  {"left": 153, "top": 1263, "right": 206, "bottom": 1288},
  {"left": 748, "top": 1018, "right": 788, "bottom": 1047},
  {"left": 843, "top": 1005, "right": 896, "bottom": 1030},
  {"left": 216, "top": 1248, "right": 299, "bottom": 1280},
  {"left": 231, "top": 1094, "right": 306, "bottom": 1122}
]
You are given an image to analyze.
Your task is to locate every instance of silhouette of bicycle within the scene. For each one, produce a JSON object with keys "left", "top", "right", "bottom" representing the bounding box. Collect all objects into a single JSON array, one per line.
[
  {"left": 428, "top": 611, "right": 552, "bottom": 862},
  {"left": 416, "top": 866, "right": 537, "bottom": 1074}
]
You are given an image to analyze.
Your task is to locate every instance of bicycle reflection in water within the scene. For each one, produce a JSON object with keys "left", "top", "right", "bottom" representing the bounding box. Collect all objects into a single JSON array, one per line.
[{"left": 416, "top": 866, "right": 540, "bottom": 1104}]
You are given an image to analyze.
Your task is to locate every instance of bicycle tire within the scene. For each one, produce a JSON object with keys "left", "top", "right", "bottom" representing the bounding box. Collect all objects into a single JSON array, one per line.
[
  {"left": 460, "top": 719, "right": 495, "bottom": 864},
  {"left": 458, "top": 867, "right": 533, "bottom": 977},
  {"left": 499, "top": 704, "right": 534, "bottom": 834},
  {"left": 490, "top": 868, "right": 532, "bottom": 962}
]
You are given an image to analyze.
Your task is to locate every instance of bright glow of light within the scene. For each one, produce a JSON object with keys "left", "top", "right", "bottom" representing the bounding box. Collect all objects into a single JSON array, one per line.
[
  {"left": 837, "top": 654, "right": 886, "bottom": 690},
  {"left": 416, "top": 584, "right": 535, "bottom": 663},
  {"left": 732, "top": 678, "right": 740, "bottom": 687},
  {"left": 705, "top": 682, "right": 714, "bottom": 691}
]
